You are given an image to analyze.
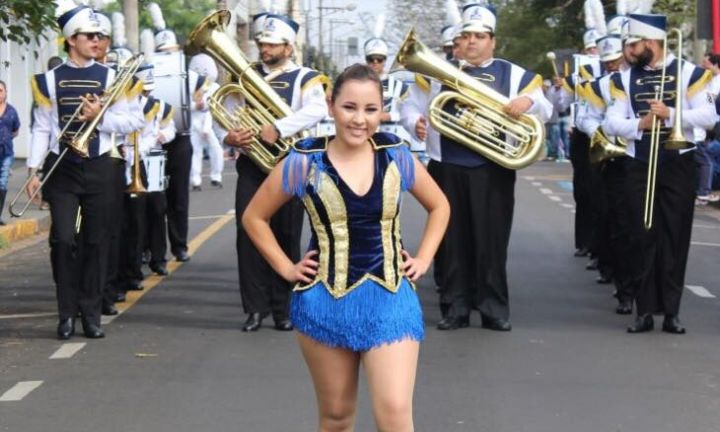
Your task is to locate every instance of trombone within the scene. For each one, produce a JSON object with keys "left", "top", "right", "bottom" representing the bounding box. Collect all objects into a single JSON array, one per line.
[
  {"left": 9, "top": 54, "right": 144, "bottom": 218},
  {"left": 643, "top": 28, "right": 689, "bottom": 230}
]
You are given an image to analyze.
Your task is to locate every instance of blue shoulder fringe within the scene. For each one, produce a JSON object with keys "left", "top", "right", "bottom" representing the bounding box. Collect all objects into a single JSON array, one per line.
[{"left": 282, "top": 133, "right": 415, "bottom": 198}]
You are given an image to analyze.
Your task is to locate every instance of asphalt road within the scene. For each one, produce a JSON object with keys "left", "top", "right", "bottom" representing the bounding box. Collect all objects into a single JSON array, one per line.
[{"left": 1, "top": 159, "right": 720, "bottom": 432}]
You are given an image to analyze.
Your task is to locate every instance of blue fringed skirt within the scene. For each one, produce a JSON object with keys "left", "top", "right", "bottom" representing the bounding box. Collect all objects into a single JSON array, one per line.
[{"left": 289, "top": 278, "right": 424, "bottom": 352}]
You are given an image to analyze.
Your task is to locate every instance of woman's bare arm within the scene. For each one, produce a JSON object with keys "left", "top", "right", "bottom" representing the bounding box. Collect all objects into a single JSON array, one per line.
[
  {"left": 241, "top": 159, "right": 318, "bottom": 283},
  {"left": 402, "top": 157, "right": 450, "bottom": 281}
]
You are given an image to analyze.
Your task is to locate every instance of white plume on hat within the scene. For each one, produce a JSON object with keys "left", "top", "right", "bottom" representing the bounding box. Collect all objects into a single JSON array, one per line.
[
  {"left": 140, "top": 28, "right": 155, "bottom": 61},
  {"left": 112, "top": 12, "right": 126, "bottom": 46},
  {"left": 373, "top": 13, "right": 386, "bottom": 39},
  {"left": 634, "top": 0, "right": 655, "bottom": 13},
  {"left": 147, "top": 2, "right": 166, "bottom": 31},
  {"left": 55, "top": 0, "right": 79, "bottom": 18},
  {"left": 584, "top": 0, "right": 607, "bottom": 36},
  {"left": 445, "top": 0, "right": 462, "bottom": 26}
]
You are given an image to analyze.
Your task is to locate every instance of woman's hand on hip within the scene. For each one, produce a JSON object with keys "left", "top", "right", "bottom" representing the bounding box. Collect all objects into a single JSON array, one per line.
[
  {"left": 401, "top": 250, "right": 430, "bottom": 282},
  {"left": 283, "top": 250, "right": 319, "bottom": 283}
]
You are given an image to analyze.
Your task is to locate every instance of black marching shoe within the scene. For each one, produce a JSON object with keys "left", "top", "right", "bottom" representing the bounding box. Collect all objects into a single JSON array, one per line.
[
  {"left": 175, "top": 250, "right": 190, "bottom": 262},
  {"left": 586, "top": 258, "right": 599, "bottom": 270},
  {"left": 102, "top": 303, "right": 119, "bottom": 316},
  {"left": 242, "top": 313, "right": 264, "bottom": 332},
  {"left": 481, "top": 316, "right": 512, "bottom": 331},
  {"left": 81, "top": 319, "right": 105, "bottom": 339},
  {"left": 437, "top": 315, "right": 470, "bottom": 330},
  {"left": 627, "top": 314, "right": 654, "bottom": 333},
  {"left": 574, "top": 247, "right": 590, "bottom": 257},
  {"left": 114, "top": 292, "right": 127, "bottom": 303},
  {"left": 127, "top": 280, "right": 144, "bottom": 291},
  {"left": 596, "top": 274, "right": 612, "bottom": 284},
  {"left": 210, "top": 180, "right": 223, "bottom": 189},
  {"left": 273, "top": 318, "right": 294, "bottom": 331},
  {"left": 662, "top": 315, "right": 686, "bottom": 334},
  {"left": 57, "top": 317, "right": 75, "bottom": 340},
  {"left": 615, "top": 300, "right": 633, "bottom": 315},
  {"left": 150, "top": 263, "right": 169, "bottom": 276}
]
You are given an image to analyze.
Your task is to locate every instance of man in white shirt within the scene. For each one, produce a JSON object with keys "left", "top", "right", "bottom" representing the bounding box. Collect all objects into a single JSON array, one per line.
[{"left": 27, "top": 5, "right": 143, "bottom": 339}]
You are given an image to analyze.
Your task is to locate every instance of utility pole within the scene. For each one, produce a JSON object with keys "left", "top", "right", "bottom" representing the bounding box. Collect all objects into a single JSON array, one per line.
[
  {"left": 123, "top": 0, "right": 139, "bottom": 52},
  {"left": 318, "top": 0, "right": 324, "bottom": 72}
]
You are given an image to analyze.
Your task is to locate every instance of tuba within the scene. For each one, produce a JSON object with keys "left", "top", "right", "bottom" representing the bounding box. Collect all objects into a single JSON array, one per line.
[
  {"left": 187, "top": 10, "right": 304, "bottom": 173},
  {"left": 392, "top": 29, "right": 545, "bottom": 170},
  {"left": 589, "top": 127, "right": 627, "bottom": 164}
]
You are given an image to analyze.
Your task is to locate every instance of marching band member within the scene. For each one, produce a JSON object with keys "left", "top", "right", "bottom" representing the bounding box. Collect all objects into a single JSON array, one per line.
[
  {"left": 576, "top": 32, "right": 635, "bottom": 313},
  {"left": 602, "top": 13, "right": 717, "bottom": 334},
  {"left": 403, "top": 3, "right": 552, "bottom": 331},
  {"left": 403, "top": 0, "right": 465, "bottom": 319},
  {"left": 27, "top": 3, "right": 143, "bottom": 339},
  {"left": 363, "top": 16, "right": 409, "bottom": 126},
  {"left": 188, "top": 54, "right": 224, "bottom": 190},
  {"left": 136, "top": 64, "right": 175, "bottom": 277},
  {"left": 547, "top": 0, "right": 606, "bottom": 260},
  {"left": 217, "top": 13, "right": 329, "bottom": 332},
  {"left": 148, "top": 2, "right": 210, "bottom": 263}
]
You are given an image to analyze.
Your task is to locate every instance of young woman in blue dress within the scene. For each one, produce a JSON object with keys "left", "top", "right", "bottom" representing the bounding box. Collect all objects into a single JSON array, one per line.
[{"left": 242, "top": 64, "right": 450, "bottom": 431}]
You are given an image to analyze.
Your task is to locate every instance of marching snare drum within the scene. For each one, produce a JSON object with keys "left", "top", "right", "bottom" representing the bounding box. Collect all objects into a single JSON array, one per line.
[{"left": 144, "top": 150, "right": 168, "bottom": 192}]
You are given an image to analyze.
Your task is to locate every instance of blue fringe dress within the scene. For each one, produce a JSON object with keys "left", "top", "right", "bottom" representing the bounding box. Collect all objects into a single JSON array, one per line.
[{"left": 282, "top": 132, "right": 424, "bottom": 352}]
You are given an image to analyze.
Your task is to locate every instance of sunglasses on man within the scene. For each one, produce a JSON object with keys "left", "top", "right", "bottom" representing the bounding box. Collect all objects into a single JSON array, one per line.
[
  {"left": 78, "top": 32, "right": 108, "bottom": 41},
  {"left": 366, "top": 56, "right": 386, "bottom": 64}
]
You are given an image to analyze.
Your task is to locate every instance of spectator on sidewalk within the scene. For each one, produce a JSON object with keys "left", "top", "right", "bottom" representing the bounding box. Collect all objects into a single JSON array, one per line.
[
  {"left": 0, "top": 79, "right": 20, "bottom": 225},
  {"left": 698, "top": 52, "right": 720, "bottom": 205}
]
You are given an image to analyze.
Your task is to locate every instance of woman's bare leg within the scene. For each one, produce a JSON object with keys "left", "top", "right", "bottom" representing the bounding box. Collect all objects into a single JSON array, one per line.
[
  {"left": 297, "top": 332, "right": 361, "bottom": 432},
  {"left": 361, "top": 339, "right": 420, "bottom": 432}
]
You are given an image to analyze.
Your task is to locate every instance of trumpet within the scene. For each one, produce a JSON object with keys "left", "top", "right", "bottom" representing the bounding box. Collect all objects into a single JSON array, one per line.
[
  {"left": 10, "top": 54, "right": 144, "bottom": 218},
  {"left": 391, "top": 29, "right": 545, "bottom": 170},
  {"left": 126, "top": 131, "right": 147, "bottom": 195},
  {"left": 644, "top": 28, "right": 689, "bottom": 230}
]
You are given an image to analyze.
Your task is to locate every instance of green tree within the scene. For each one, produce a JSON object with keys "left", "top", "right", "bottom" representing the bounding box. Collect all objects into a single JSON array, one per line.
[
  {"left": 0, "top": 0, "right": 57, "bottom": 45},
  {"left": 103, "top": 0, "right": 217, "bottom": 44}
]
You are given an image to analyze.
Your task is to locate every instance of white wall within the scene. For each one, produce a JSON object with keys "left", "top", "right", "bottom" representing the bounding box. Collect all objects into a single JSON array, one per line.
[{"left": 0, "top": 34, "right": 59, "bottom": 159}]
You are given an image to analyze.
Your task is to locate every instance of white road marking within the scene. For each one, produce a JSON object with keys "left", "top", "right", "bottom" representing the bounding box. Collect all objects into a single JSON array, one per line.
[
  {"left": 101, "top": 314, "right": 121, "bottom": 325},
  {"left": 0, "top": 312, "right": 56, "bottom": 320},
  {"left": 524, "top": 176, "right": 535, "bottom": 181},
  {"left": 561, "top": 203, "right": 575, "bottom": 209},
  {"left": 549, "top": 196, "right": 562, "bottom": 202},
  {"left": 0, "top": 381, "right": 43, "bottom": 402},
  {"left": 188, "top": 215, "right": 227, "bottom": 221},
  {"left": 693, "top": 224, "right": 720, "bottom": 229},
  {"left": 49, "top": 343, "right": 86, "bottom": 359},
  {"left": 691, "top": 241, "right": 720, "bottom": 248},
  {"left": 539, "top": 188, "right": 553, "bottom": 195},
  {"left": 226, "top": 209, "right": 235, "bottom": 215},
  {"left": 532, "top": 181, "right": 542, "bottom": 186},
  {"left": 685, "top": 285, "right": 716, "bottom": 298}
]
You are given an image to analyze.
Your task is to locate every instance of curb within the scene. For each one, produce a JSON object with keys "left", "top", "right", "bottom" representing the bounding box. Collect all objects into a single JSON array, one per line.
[{"left": 0, "top": 216, "right": 51, "bottom": 249}]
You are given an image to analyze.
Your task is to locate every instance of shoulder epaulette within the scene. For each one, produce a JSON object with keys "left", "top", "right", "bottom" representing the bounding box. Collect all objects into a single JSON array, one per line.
[
  {"left": 126, "top": 76, "right": 144, "bottom": 100},
  {"left": 609, "top": 73, "right": 627, "bottom": 100},
  {"left": 292, "top": 136, "right": 328, "bottom": 153},
  {"left": 31, "top": 74, "right": 51, "bottom": 108},
  {"left": 519, "top": 73, "right": 543, "bottom": 95},
  {"left": 687, "top": 67, "right": 713, "bottom": 99},
  {"left": 370, "top": 132, "right": 406, "bottom": 150},
  {"left": 583, "top": 81, "right": 606, "bottom": 108}
]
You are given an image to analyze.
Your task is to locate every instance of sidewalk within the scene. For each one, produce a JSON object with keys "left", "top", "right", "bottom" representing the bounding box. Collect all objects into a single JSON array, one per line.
[{"left": 0, "top": 159, "right": 51, "bottom": 249}]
